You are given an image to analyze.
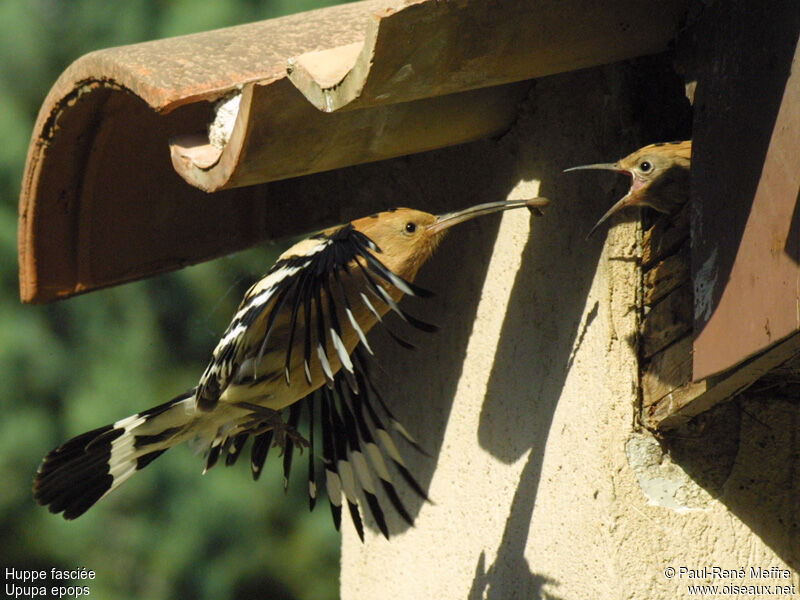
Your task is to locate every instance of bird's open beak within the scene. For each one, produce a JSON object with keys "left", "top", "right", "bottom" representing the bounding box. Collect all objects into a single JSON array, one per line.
[
  {"left": 427, "top": 197, "right": 550, "bottom": 235},
  {"left": 586, "top": 192, "right": 636, "bottom": 238},
  {"left": 563, "top": 162, "right": 636, "bottom": 238}
]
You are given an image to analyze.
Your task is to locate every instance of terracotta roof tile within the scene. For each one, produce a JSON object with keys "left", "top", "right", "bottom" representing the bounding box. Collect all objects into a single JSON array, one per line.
[{"left": 19, "top": 0, "right": 688, "bottom": 302}]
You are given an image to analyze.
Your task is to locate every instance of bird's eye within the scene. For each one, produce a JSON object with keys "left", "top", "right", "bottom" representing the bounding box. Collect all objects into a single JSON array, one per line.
[
  {"left": 639, "top": 161, "right": 652, "bottom": 172},
  {"left": 405, "top": 222, "right": 417, "bottom": 234}
]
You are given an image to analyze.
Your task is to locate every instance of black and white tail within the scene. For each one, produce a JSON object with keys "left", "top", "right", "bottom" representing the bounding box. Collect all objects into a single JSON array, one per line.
[{"left": 33, "top": 392, "right": 197, "bottom": 519}]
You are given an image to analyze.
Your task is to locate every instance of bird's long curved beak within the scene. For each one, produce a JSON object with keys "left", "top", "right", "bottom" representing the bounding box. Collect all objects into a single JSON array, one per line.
[
  {"left": 563, "top": 162, "right": 625, "bottom": 174},
  {"left": 427, "top": 197, "right": 550, "bottom": 235}
]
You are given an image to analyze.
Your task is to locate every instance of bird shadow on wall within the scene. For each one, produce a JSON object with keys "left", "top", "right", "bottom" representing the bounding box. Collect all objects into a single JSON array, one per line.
[
  {"left": 333, "top": 76, "right": 614, "bottom": 569},
  {"left": 467, "top": 130, "right": 606, "bottom": 600},
  {"left": 468, "top": 57, "right": 693, "bottom": 600}
]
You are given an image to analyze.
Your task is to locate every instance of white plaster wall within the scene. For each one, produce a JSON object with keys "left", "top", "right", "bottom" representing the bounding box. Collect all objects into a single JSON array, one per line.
[{"left": 340, "top": 65, "right": 800, "bottom": 599}]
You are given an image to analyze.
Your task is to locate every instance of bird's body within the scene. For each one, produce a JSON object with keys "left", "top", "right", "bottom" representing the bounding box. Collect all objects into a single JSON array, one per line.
[
  {"left": 34, "top": 199, "right": 547, "bottom": 537},
  {"left": 565, "top": 140, "right": 692, "bottom": 235}
]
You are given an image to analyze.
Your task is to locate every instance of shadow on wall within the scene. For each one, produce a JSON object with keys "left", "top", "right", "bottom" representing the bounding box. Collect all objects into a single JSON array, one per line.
[
  {"left": 663, "top": 387, "right": 800, "bottom": 570},
  {"left": 468, "top": 56, "right": 692, "bottom": 600}
]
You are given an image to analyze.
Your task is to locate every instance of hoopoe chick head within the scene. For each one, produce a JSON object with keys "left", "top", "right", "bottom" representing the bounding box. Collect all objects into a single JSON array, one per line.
[
  {"left": 354, "top": 198, "right": 549, "bottom": 280},
  {"left": 565, "top": 140, "right": 692, "bottom": 236}
]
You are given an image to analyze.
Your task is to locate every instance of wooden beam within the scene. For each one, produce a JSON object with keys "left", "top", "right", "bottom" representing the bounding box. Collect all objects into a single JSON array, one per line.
[{"left": 645, "top": 331, "right": 800, "bottom": 430}]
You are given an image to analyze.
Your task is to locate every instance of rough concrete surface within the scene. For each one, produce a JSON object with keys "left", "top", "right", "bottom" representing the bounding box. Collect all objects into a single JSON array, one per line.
[{"left": 340, "top": 60, "right": 799, "bottom": 599}]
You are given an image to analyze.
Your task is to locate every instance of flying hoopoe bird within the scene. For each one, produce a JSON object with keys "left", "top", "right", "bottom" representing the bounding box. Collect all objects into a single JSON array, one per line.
[
  {"left": 34, "top": 197, "right": 548, "bottom": 540},
  {"left": 564, "top": 140, "right": 692, "bottom": 236}
]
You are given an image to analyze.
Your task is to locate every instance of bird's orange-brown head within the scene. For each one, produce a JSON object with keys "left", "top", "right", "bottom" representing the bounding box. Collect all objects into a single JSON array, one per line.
[
  {"left": 565, "top": 140, "right": 692, "bottom": 236},
  {"left": 353, "top": 198, "right": 549, "bottom": 281}
]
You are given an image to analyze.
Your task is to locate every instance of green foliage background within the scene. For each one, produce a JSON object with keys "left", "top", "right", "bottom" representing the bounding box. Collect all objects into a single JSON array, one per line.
[{"left": 0, "top": 2, "right": 348, "bottom": 598}]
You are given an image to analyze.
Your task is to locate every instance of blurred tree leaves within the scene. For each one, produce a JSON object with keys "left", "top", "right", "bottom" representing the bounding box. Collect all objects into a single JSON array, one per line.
[{"left": 0, "top": 2, "right": 346, "bottom": 598}]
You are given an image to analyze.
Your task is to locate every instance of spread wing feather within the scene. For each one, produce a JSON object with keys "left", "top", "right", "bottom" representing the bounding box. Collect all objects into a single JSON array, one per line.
[
  {"left": 209, "top": 335, "right": 430, "bottom": 540},
  {"left": 189, "top": 225, "right": 434, "bottom": 539},
  {"left": 196, "top": 226, "right": 432, "bottom": 410}
]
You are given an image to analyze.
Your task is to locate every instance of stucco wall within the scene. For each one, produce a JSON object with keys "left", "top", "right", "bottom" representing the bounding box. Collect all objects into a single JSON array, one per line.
[{"left": 339, "top": 61, "right": 800, "bottom": 599}]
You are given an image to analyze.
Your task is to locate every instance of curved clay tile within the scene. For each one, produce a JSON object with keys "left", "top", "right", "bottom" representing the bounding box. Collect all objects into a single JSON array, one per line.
[{"left": 19, "top": 0, "right": 688, "bottom": 302}]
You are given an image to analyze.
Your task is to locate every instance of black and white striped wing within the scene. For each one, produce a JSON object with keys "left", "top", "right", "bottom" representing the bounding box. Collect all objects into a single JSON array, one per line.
[
  {"left": 197, "top": 225, "right": 436, "bottom": 537},
  {"left": 314, "top": 347, "right": 430, "bottom": 540},
  {"left": 196, "top": 224, "right": 433, "bottom": 410},
  {"left": 217, "top": 345, "right": 430, "bottom": 541}
]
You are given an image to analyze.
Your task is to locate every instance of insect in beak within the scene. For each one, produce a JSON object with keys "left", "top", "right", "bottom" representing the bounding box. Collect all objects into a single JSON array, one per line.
[{"left": 426, "top": 197, "right": 550, "bottom": 235}]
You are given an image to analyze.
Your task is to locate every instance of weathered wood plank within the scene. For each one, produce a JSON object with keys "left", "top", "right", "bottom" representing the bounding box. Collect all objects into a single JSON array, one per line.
[
  {"left": 642, "top": 335, "right": 692, "bottom": 407},
  {"left": 643, "top": 248, "right": 689, "bottom": 306},
  {"left": 641, "top": 284, "right": 692, "bottom": 359}
]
